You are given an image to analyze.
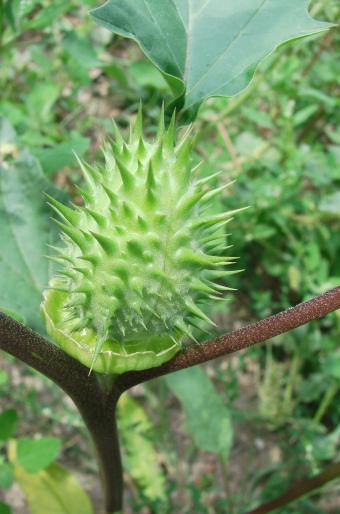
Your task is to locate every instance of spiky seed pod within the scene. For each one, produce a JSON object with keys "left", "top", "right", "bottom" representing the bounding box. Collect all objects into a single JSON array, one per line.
[{"left": 41, "top": 108, "right": 241, "bottom": 374}]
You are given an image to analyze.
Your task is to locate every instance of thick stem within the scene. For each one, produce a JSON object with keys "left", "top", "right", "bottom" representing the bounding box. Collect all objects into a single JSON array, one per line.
[
  {"left": 77, "top": 395, "right": 123, "bottom": 514},
  {"left": 1, "top": 286, "right": 340, "bottom": 512},
  {"left": 0, "top": 311, "right": 99, "bottom": 398},
  {"left": 245, "top": 461, "right": 340, "bottom": 514},
  {"left": 114, "top": 286, "right": 340, "bottom": 392},
  {"left": 0, "top": 311, "right": 123, "bottom": 513}
]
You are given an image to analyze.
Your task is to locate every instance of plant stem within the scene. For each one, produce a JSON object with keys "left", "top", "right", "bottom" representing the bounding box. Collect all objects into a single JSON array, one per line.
[
  {"left": 114, "top": 286, "right": 340, "bottom": 392},
  {"left": 1, "top": 286, "right": 340, "bottom": 512},
  {"left": 302, "top": 27, "right": 335, "bottom": 76},
  {"left": 0, "top": 312, "right": 123, "bottom": 513},
  {"left": 79, "top": 396, "right": 123, "bottom": 514},
  {"left": 311, "top": 378, "right": 339, "bottom": 429},
  {"left": 218, "top": 455, "right": 235, "bottom": 514},
  {"left": 245, "top": 461, "right": 340, "bottom": 514},
  {"left": 282, "top": 351, "right": 301, "bottom": 416}
]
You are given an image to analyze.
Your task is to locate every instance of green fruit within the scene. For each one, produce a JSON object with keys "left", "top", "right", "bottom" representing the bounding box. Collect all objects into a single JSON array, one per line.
[{"left": 41, "top": 107, "right": 240, "bottom": 374}]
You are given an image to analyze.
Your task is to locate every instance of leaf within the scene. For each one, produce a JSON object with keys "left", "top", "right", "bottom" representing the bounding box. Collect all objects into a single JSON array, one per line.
[
  {"left": 302, "top": 425, "right": 340, "bottom": 462},
  {"left": 322, "top": 349, "right": 340, "bottom": 380},
  {"left": 14, "top": 0, "right": 40, "bottom": 18},
  {"left": 0, "top": 118, "right": 69, "bottom": 335},
  {"left": 165, "top": 365, "right": 233, "bottom": 462},
  {"left": 25, "top": 83, "right": 60, "bottom": 124},
  {"left": 102, "top": 63, "right": 129, "bottom": 87},
  {"left": 0, "top": 461, "right": 14, "bottom": 489},
  {"left": 31, "top": 137, "right": 90, "bottom": 177},
  {"left": 0, "top": 502, "right": 11, "bottom": 514},
  {"left": 24, "top": 1, "right": 70, "bottom": 31},
  {"left": 0, "top": 409, "right": 18, "bottom": 441},
  {"left": 61, "top": 32, "right": 101, "bottom": 70},
  {"left": 3, "top": 0, "right": 16, "bottom": 32},
  {"left": 16, "top": 438, "right": 61, "bottom": 473},
  {"left": 0, "top": 370, "right": 9, "bottom": 386},
  {"left": 90, "top": 0, "right": 333, "bottom": 123},
  {"left": 292, "top": 104, "right": 319, "bottom": 127},
  {"left": 318, "top": 191, "right": 340, "bottom": 215},
  {"left": 129, "top": 61, "right": 170, "bottom": 90},
  {"left": 8, "top": 441, "right": 93, "bottom": 514},
  {"left": 117, "top": 394, "right": 166, "bottom": 501}
]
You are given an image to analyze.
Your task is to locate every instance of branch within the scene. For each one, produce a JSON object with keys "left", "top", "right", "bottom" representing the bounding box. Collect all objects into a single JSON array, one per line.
[
  {"left": 245, "top": 461, "right": 340, "bottom": 514},
  {"left": 115, "top": 286, "right": 340, "bottom": 392},
  {"left": 2, "top": 287, "right": 340, "bottom": 513},
  {"left": 0, "top": 311, "right": 123, "bottom": 513},
  {"left": 0, "top": 310, "right": 97, "bottom": 396}
]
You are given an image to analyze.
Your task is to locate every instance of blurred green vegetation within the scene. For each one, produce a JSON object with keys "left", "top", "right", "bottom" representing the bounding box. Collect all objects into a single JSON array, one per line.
[{"left": 0, "top": 0, "right": 339, "bottom": 513}]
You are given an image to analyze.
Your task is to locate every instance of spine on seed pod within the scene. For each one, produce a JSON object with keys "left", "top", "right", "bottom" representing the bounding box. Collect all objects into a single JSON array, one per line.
[{"left": 41, "top": 107, "right": 242, "bottom": 374}]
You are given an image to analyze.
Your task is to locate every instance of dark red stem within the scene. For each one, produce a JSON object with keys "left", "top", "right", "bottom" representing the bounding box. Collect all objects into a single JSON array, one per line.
[
  {"left": 114, "top": 286, "right": 340, "bottom": 393},
  {"left": 1, "top": 285, "right": 340, "bottom": 513},
  {"left": 245, "top": 461, "right": 340, "bottom": 514},
  {"left": 0, "top": 312, "right": 122, "bottom": 513}
]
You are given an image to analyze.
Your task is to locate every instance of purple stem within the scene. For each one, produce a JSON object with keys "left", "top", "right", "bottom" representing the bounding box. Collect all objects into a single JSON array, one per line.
[
  {"left": 0, "top": 312, "right": 122, "bottom": 513},
  {"left": 1, "top": 285, "right": 340, "bottom": 513},
  {"left": 114, "top": 286, "right": 340, "bottom": 392},
  {"left": 245, "top": 461, "right": 340, "bottom": 514}
]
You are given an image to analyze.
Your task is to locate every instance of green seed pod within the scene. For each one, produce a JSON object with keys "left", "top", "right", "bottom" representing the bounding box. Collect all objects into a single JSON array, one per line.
[{"left": 41, "top": 107, "right": 240, "bottom": 374}]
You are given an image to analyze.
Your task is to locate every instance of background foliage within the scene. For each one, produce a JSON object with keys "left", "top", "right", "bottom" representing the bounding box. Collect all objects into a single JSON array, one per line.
[{"left": 0, "top": 0, "right": 339, "bottom": 512}]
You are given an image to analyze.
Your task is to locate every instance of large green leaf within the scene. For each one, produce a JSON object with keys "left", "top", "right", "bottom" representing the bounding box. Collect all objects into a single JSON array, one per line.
[
  {"left": 117, "top": 394, "right": 166, "bottom": 501},
  {"left": 16, "top": 437, "right": 61, "bottom": 473},
  {"left": 90, "top": 0, "right": 332, "bottom": 123},
  {"left": 0, "top": 118, "right": 69, "bottom": 335},
  {"left": 165, "top": 366, "right": 233, "bottom": 462}
]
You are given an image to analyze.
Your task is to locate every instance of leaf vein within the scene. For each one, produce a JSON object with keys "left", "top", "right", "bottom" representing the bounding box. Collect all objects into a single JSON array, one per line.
[
  {"left": 143, "top": 0, "right": 183, "bottom": 77},
  {"left": 185, "top": 0, "right": 268, "bottom": 97}
]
